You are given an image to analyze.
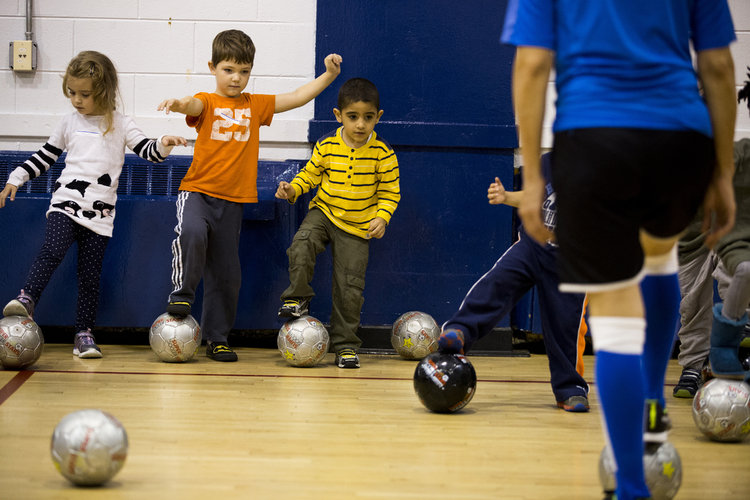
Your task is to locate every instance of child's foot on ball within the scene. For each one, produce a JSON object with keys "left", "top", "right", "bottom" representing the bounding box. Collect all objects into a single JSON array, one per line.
[
  {"left": 166, "top": 301, "right": 191, "bottom": 318},
  {"left": 438, "top": 328, "right": 465, "bottom": 354},
  {"left": 3, "top": 289, "right": 35, "bottom": 318}
]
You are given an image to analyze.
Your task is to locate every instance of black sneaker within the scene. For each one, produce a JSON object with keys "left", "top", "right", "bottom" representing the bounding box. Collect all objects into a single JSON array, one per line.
[
  {"left": 644, "top": 399, "right": 672, "bottom": 443},
  {"left": 672, "top": 368, "right": 702, "bottom": 398},
  {"left": 206, "top": 341, "right": 238, "bottom": 362},
  {"left": 278, "top": 298, "right": 310, "bottom": 318},
  {"left": 335, "top": 348, "right": 360, "bottom": 368},
  {"left": 167, "top": 301, "right": 191, "bottom": 318}
]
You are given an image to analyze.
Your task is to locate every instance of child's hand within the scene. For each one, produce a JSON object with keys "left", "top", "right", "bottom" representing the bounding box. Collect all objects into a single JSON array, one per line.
[
  {"left": 157, "top": 97, "right": 190, "bottom": 114},
  {"left": 161, "top": 135, "right": 188, "bottom": 147},
  {"left": 487, "top": 177, "right": 507, "bottom": 205},
  {"left": 323, "top": 54, "right": 342, "bottom": 77},
  {"left": 0, "top": 184, "right": 18, "bottom": 208},
  {"left": 367, "top": 217, "right": 387, "bottom": 239},
  {"left": 275, "top": 181, "right": 295, "bottom": 200}
]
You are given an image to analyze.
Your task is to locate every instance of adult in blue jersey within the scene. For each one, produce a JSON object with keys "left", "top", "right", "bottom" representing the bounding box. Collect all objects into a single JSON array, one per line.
[{"left": 502, "top": 1, "right": 737, "bottom": 500}]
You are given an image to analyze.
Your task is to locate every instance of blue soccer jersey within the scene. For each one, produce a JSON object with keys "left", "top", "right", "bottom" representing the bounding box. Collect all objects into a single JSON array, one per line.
[{"left": 502, "top": 0, "right": 736, "bottom": 136}]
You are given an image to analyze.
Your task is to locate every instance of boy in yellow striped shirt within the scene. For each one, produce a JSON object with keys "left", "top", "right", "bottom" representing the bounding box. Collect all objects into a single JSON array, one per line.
[{"left": 275, "top": 78, "right": 400, "bottom": 368}]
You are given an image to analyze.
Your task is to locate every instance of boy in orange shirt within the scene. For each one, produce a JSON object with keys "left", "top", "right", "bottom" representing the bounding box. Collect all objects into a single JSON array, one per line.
[{"left": 158, "top": 29, "right": 341, "bottom": 361}]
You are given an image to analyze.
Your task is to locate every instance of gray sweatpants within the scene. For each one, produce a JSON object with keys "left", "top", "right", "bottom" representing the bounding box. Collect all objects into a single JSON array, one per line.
[
  {"left": 677, "top": 249, "right": 747, "bottom": 370},
  {"left": 169, "top": 191, "right": 243, "bottom": 343}
]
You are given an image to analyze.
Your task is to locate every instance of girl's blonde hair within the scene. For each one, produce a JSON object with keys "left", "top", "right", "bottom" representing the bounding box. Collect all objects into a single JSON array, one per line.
[{"left": 62, "top": 51, "right": 119, "bottom": 134}]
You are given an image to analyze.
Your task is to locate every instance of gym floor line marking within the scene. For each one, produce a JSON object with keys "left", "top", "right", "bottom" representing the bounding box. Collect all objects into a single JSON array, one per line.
[
  {"left": 28, "top": 368, "right": 553, "bottom": 384},
  {"left": 0, "top": 371, "right": 34, "bottom": 406}
]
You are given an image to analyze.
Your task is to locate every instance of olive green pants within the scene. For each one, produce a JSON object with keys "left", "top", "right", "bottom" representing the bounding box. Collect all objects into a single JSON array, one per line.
[{"left": 281, "top": 208, "right": 369, "bottom": 352}]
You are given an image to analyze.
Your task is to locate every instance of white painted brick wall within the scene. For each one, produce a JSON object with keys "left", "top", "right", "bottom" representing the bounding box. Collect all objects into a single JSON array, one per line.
[{"left": 0, "top": 0, "right": 318, "bottom": 160}]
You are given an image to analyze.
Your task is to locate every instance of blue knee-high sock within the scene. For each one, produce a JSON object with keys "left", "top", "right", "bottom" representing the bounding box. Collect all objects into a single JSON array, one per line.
[
  {"left": 641, "top": 273, "right": 680, "bottom": 408},
  {"left": 597, "top": 350, "right": 650, "bottom": 499}
]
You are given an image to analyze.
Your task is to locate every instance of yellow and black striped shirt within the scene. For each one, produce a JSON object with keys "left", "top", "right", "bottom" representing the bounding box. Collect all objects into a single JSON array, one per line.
[{"left": 290, "top": 127, "right": 400, "bottom": 239}]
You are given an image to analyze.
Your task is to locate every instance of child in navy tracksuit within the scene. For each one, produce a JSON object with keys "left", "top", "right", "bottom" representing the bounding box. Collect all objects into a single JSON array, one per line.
[{"left": 439, "top": 153, "right": 590, "bottom": 412}]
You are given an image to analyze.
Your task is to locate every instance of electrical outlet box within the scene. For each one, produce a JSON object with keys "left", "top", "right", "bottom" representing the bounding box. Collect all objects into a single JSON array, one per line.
[{"left": 9, "top": 40, "right": 36, "bottom": 72}]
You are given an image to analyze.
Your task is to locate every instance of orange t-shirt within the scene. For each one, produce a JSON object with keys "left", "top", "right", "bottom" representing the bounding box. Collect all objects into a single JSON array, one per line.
[{"left": 179, "top": 92, "right": 275, "bottom": 203}]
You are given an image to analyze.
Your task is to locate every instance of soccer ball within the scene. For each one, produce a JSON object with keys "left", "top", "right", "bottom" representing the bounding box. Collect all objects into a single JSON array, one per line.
[
  {"left": 692, "top": 378, "right": 750, "bottom": 442},
  {"left": 277, "top": 315, "right": 329, "bottom": 367},
  {"left": 149, "top": 313, "right": 201, "bottom": 362},
  {"left": 598, "top": 442, "right": 682, "bottom": 500},
  {"left": 0, "top": 315, "right": 44, "bottom": 369},
  {"left": 413, "top": 352, "right": 477, "bottom": 413},
  {"left": 50, "top": 409, "right": 128, "bottom": 486},
  {"left": 391, "top": 311, "right": 440, "bottom": 360}
]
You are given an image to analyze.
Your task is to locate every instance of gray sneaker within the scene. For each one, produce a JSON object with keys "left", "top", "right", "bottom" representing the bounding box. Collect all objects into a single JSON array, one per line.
[
  {"left": 3, "top": 289, "right": 35, "bottom": 318},
  {"left": 73, "top": 330, "right": 102, "bottom": 358}
]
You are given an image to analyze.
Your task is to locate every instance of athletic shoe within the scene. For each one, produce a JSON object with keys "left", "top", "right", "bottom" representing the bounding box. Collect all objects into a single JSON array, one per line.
[
  {"left": 335, "top": 348, "right": 360, "bottom": 368},
  {"left": 3, "top": 289, "right": 35, "bottom": 318},
  {"left": 556, "top": 395, "right": 590, "bottom": 412},
  {"left": 672, "top": 368, "right": 702, "bottom": 398},
  {"left": 644, "top": 399, "right": 671, "bottom": 443},
  {"left": 166, "top": 301, "right": 191, "bottom": 318},
  {"left": 278, "top": 298, "right": 310, "bottom": 318},
  {"left": 73, "top": 331, "right": 103, "bottom": 358},
  {"left": 438, "top": 328, "right": 465, "bottom": 354},
  {"left": 206, "top": 341, "right": 238, "bottom": 362}
]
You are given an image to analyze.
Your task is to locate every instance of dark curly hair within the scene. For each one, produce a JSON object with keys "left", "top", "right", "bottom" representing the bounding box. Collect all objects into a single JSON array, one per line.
[{"left": 739, "top": 66, "right": 750, "bottom": 115}]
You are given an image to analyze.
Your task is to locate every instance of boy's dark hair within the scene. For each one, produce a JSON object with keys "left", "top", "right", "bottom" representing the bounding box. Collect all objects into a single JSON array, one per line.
[
  {"left": 739, "top": 66, "right": 750, "bottom": 115},
  {"left": 337, "top": 78, "right": 380, "bottom": 110},
  {"left": 212, "top": 30, "right": 255, "bottom": 67}
]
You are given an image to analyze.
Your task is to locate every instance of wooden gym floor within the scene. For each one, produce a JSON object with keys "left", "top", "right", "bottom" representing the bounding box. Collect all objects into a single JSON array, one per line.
[{"left": 0, "top": 344, "right": 748, "bottom": 500}]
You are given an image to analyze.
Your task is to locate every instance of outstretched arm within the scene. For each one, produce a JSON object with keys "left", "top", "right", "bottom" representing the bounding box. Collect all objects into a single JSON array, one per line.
[
  {"left": 157, "top": 96, "right": 204, "bottom": 117},
  {"left": 275, "top": 54, "right": 342, "bottom": 113}
]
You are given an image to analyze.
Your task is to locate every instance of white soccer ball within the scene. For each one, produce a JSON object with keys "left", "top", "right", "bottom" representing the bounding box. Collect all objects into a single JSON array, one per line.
[
  {"left": 692, "top": 378, "right": 750, "bottom": 442},
  {"left": 50, "top": 409, "right": 128, "bottom": 486},
  {"left": 599, "top": 442, "right": 682, "bottom": 500},
  {"left": 0, "top": 315, "right": 44, "bottom": 369},
  {"left": 277, "top": 315, "right": 329, "bottom": 367},
  {"left": 391, "top": 311, "right": 440, "bottom": 360},
  {"left": 149, "top": 313, "right": 201, "bottom": 362}
]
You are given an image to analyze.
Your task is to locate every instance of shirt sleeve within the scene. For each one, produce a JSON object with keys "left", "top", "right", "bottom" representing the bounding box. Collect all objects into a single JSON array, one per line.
[
  {"left": 375, "top": 150, "right": 400, "bottom": 224},
  {"left": 290, "top": 141, "right": 325, "bottom": 202},
  {"left": 691, "top": 0, "right": 736, "bottom": 52},
  {"left": 502, "top": 0, "right": 555, "bottom": 49},
  {"left": 123, "top": 116, "right": 173, "bottom": 162},
  {"left": 7, "top": 117, "right": 67, "bottom": 187}
]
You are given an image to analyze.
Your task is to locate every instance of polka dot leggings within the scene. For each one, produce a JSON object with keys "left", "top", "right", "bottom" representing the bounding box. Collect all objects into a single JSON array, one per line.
[{"left": 23, "top": 212, "right": 110, "bottom": 333}]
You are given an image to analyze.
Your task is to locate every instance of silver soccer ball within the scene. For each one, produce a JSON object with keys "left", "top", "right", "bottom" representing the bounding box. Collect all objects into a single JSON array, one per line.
[
  {"left": 0, "top": 315, "right": 44, "bottom": 369},
  {"left": 50, "top": 409, "right": 128, "bottom": 486},
  {"left": 277, "top": 315, "right": 329, "bottom": 367},
  {"left": 599, "top": 442, "right": 682, "bottom": 500},
  {"left": 692, "top": 378, "right": 750, "bottom": 442},
  {"left": 149, "top": 313, "right": 201, "bottom": 362},
  {"left": 391, "top": 311, "right": 440, "bottom": 360}
]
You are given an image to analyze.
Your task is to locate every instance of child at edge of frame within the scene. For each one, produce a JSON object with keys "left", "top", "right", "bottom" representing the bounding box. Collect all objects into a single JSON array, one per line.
[
  {"left": 0, "top": 50, "right": 186, "bottom": 358},
  {"left": 157, "top": 29, "right": 342, "bottom": 362},
  {"left": 275, "top": 77, "right": 401, "bottom": 369}
]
